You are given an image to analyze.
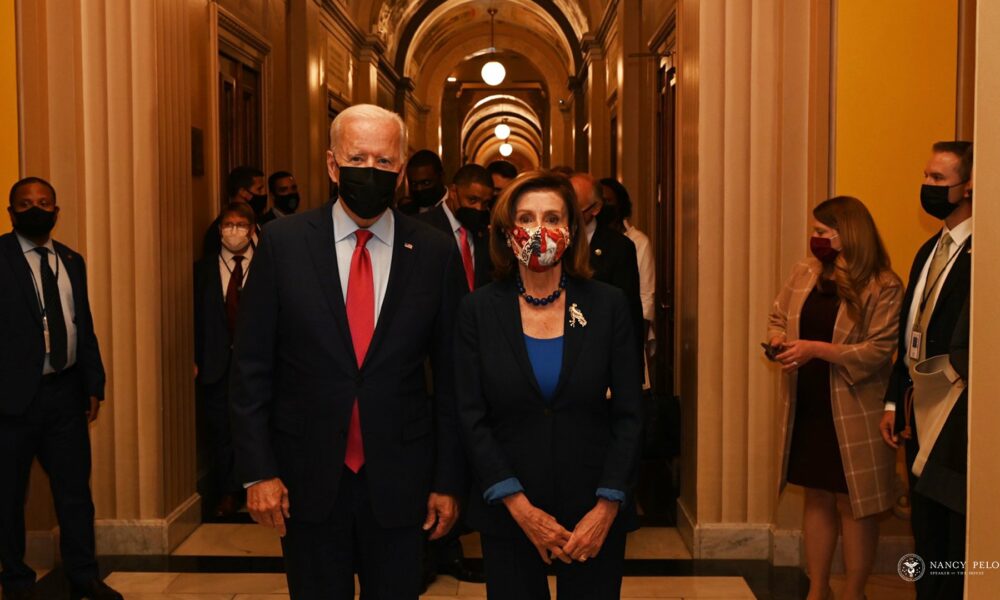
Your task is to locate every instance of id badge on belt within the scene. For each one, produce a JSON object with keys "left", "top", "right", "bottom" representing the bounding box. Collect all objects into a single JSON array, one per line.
[{"left": 908, "top": 328, "right": 922, "bottom": 361}]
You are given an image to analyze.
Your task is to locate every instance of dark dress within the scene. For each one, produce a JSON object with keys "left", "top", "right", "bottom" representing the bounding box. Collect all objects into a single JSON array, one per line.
[{"left": 786, "top": 279, "right": 849, "bottom": 493}]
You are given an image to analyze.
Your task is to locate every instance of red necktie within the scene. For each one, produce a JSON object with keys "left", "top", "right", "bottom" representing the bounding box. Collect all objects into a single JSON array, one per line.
[
  {"left": 345, "top": 229, "right": 375, "bottom": 472},
  {"left": 459, "top": 227, "right": 475, "bottom": 291},
  {"left": 225, "top": 255, "right": 244, "bottom": 337}
]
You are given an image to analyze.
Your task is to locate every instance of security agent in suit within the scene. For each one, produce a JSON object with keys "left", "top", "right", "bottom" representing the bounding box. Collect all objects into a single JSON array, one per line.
[
  {"left": 416, "top": 163, "right": 494, "bottom": 291},
  {"left": 202, "top": 166, "right": 267, "bottom": 257},
  {"left": 259, "top": 171, "right": 300, "bottom": 226},
  {"left": 569, "top": 173, "right": 645, "bottom": 381},
  {"left": 230, "top": 104, "right": 467, "bottom": 600},
  {"left": 880, "top": 141, "right": 973, "bottom": 600},
  {"left": 0, "top": 178, "right": 123, "bottom": 600},
  {"left": 194, "top": 202, "right": 256, "bottom": 518}
]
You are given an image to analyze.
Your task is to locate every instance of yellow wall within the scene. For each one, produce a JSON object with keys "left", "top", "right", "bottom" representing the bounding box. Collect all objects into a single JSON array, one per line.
[
  {"left": 834, "top": 0, "right": 958, "bottom": 281},
  {"left": 1, "top": 0, "right": 18, "bottom": 231}
]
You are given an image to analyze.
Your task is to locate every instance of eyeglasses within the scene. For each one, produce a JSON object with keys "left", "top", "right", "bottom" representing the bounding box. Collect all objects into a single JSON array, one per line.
[{"left": 221, "top": 224, "right": 250, "bottom": 234}]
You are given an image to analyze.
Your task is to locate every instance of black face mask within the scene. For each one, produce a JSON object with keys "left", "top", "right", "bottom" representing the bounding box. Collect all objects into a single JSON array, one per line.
[
  {"left": 248, "top": 194, "right": 268, "bottom": 216},
  {"left": 411, "top": 184, "right": 445, "bottom": 209},
  {"left": 338, "top": 166, "right": 398, "bottom": 219},
  {"left": 455, "top": 207, "right": 490, "bottom": 235},
  {"left": 275, "top": 193, "right": 300, "bottom": 214},
  {"left": 12, "top": 206, "right": 57, "bottom": 238},
  {"left": 596, "top": 204, "right": 619, "bottom": 229},
  {"left": 920, "top": 182, "right": 968, "bottom": 220}
]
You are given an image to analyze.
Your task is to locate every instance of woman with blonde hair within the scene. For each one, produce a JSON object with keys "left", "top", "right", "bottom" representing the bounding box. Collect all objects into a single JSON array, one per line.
[{"left": 766, "top": 196, "right": 902, "bottom": 600}]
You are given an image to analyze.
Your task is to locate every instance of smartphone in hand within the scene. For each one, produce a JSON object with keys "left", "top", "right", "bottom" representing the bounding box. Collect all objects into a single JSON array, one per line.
[{"left": 761, "top": 342, "right": 783, "bottom": 362}]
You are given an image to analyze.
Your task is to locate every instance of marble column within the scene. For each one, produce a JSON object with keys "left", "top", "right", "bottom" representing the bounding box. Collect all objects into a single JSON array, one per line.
[
  {"left": 967, "top": 0, "right": 1000, "bottom": 594},
  {"left": 353, "top": 35, "right": 383, "bottom": 107},
  {"left": 674, "top": 0, "right": 830, "bottom": 560},
  {"left": 18, "top": 0, "right": 199, "bottom": 556},
  {"left": 582, "top": 34, "right": 610, "bottom": 178}
]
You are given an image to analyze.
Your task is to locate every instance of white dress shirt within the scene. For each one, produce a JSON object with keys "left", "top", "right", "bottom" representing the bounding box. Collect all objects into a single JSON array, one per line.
[
  {"left": 885, "top": 216, "right": 973, "bottom": 412},
  {"left": 219, "top": 245, "right": 254, "bottom": 298},
  {"left": 332, "top": 200, "right": 394, "bottom": 322},
  {"left": 624, "top": 220, "right": 656, "bottom": 322},
  {"left": 17, "top": 233, "right": 77, "bottom": 374},
  {"left": 439, "top": 201, "right": 475, "bottom": 261},
  {"left": 585, "top": 219, "right": 597, "bottom": 243}
]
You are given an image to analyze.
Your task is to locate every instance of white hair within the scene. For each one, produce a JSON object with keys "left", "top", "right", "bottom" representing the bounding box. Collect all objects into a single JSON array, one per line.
[{"left": 329, "top": 104, "right": 408, "bottom": 162}]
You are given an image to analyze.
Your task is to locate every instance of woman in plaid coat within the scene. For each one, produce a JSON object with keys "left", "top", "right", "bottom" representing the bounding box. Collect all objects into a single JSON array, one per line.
[{"left": 766, "top": 196, "right": 902, "bottom": 600}]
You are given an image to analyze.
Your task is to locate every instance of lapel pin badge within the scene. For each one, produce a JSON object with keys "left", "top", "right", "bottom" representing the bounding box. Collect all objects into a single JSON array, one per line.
[
  {"left": 594, "top": 248, "right": 602, "bottom": 256},
  {"left": 569, "top": 303, "right": 587, "bottom": 328},
  {"left": 404, "top": 242, "right": 414, "bottom": 250}
]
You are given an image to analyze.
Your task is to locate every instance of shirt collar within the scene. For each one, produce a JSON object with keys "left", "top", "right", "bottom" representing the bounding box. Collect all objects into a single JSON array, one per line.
[
  {"left": 585, "top": 219, "right": 597, "bottom": 242},
  {"left": 16, "top": 232, "right": 55, "bottom": 255},
  {"left": 220, "top": 243, "right": 253, "bottom": 263},
  {"left": 332, "top": 200, "right": 394, "bottom": 247},
  {"left": 441, "top": 201, "right": 462, "bottom": 234},
  {"left": 272, "top": 206, "right": 286, "bottom": 218},
  {"left": 943, "top": 215, "right": 973, "bottom": 246}
]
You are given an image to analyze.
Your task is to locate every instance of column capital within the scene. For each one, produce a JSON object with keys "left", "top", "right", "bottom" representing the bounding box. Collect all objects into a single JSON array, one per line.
[
  {"left": 581, "top": 33, "right": 605, "bottom": 63},
  {"left": 358, "top": 34, "right": 385, "bottom": 63}
]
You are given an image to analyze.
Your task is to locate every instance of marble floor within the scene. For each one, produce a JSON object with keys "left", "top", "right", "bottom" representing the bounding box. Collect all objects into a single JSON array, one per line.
[{"left": 24, "top": 524, "right": 916, "bottom": 599}]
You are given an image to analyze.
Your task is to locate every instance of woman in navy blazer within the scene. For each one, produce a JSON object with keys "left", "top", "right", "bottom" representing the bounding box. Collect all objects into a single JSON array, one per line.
[{"left": 456, "top": 171, "right": 642, "bottom": 599}]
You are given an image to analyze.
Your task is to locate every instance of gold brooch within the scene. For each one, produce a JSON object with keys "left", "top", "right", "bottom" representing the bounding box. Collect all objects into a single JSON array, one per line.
[
  {"left": 594, "top": 248, "right": 602, "bottom": 256},
  {"left": 569, "top": 303, "right": 587, "bottom": 328}
]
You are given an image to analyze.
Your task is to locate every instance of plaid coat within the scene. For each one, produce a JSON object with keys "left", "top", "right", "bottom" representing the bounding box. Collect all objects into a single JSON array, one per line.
[{"left": 768, "top": 258, "right": 903, "bottom": 518}]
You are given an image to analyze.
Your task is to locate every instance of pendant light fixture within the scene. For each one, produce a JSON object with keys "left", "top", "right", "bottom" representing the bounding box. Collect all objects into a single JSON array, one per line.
[
  {"left": 494, "top": 118, "right": 511, "bottom": 140},
  {"left": 481, "top": 8, "right": 506, "bottom": 86},
  {"left": 499, "top": 142, "right": 513, "bottom": 157}
]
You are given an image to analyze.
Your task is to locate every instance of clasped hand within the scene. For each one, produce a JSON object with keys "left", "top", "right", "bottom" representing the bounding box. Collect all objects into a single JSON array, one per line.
[
  {"left": 774, "top": 339, "right": 820, "bottom": 373},
  {"left": 505, "top": 493, "right": 618, "bottom": 564}
]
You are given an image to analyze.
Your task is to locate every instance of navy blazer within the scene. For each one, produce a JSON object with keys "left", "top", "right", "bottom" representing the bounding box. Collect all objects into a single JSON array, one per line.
[
  {"left": 193, "top": 253, "right": 231, "bottom": 386},
  {"left": 0, "top": 232, "right": 105, "bottom": 416},
  {"left": 456, "top": 276, "right": 642, "bottom": 538},
  {"left": 589, "top": 226, "right": 645, "bottom": 380},
  {"left": 415, "top": 205, "right": 494, "bottom": 289},
  {"left": 229, "top": 202, "right": 468, "bottom": 527}
]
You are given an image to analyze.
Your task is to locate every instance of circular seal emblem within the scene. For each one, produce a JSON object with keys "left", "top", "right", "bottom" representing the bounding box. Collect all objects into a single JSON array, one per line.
[{"left": 898, "top": 553, "right": 926, "bottom": 582}]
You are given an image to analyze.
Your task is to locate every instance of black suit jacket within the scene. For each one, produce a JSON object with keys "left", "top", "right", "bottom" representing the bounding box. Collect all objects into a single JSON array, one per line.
[
  {"left": 589, "top": 226, "right": 645, "bottom": 378},
  {"left": 230, "top": 203, "right": 468, "bottom": 526},
  {"left": 456, "top": 276, "right": 643, "bottom": 537},
  {"left": 415, "top": 205, "right": 494, "bottom": 289},
  {"left": 887, "top": 232, "right": 971, "bottom": 479},
  {"left": 0, "top": 232, "right": 106, "bottom": 416},
  {"left": 193, "top": 254, "right": 231, "bottom": 386}
]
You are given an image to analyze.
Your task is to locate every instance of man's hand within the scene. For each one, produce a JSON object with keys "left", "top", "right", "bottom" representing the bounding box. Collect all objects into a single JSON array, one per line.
[
  {"left": 564, "top": 499, "right": 618, "bottom": 562},
  {"left": 423, "top": 493, "right": 459, "bottom": 540},
  {"left": 86, "top": 397, "right": 100, "bottom": 423},
  {"left": 503, "top": 493, "right": 573, "bottom": 565},
  {"left": 880, "top": 410, "right": 899, "bottom": 449},
  {"left": 247, "top": 478, "right": 291, "bottom": 537}
]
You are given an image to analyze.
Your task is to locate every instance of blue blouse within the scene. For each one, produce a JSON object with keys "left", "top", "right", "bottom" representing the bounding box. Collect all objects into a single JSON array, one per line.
[{"left": 481, "top": 334, "right": 625, "bottom": 506}]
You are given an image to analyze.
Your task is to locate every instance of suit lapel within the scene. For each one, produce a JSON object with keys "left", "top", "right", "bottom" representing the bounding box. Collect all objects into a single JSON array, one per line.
[
  {"left": 3, "top": 234, "right": 43, "bottom": 326},
  {"left": 551, "top": 277, "right": 587, "bottom": 401},
  {"left": 492, "top": 280, "right": 544, "bottom": 399},
  {"left": 929, "top": 236, "right": 971, "bottom": 323},
  {"left": 363, "top": 211, "right": 416, "bottom": 369},
  {"left": 305, "top": 203, "right": 357, "bottom": 365}
]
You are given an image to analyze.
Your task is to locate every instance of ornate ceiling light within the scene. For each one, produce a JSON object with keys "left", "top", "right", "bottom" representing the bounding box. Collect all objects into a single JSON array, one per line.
[
  {"left": 499, "top": 142, "right": 513, "bottom": 157},
  {"left": 481, "top": 8, "right": 506, "bottom": 86},
  {"left": 494, "top": 118, "right": 511, "bottom": 140}
]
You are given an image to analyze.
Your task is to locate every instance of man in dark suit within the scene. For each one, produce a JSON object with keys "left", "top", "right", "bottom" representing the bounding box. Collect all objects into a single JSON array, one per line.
[
  {"left": 202, "top": 166, "right": 267, "bottom": 257},
  {"left": 230, "top": 104, "right": 467, "bottom": 600},
  {"left": 416, "top": 163, "right": 494, "bottom": 290},
  {"left": 194, "top": 202, "right": 256, "bottom": 518},
  {"left": 0, "top": 178, "right": 123, "bottom": 600},
  {"left": 401, "top": 150, "right": 448, "bottom": 216},
  {"left": 569, "top": 173, "right": 645, "bottom": 380},
  {"left": 880, "top": 141, "right": 973, "bottom": 600},
  {"left": 259, "top": 171, "right": 300, "bottom": 226}
]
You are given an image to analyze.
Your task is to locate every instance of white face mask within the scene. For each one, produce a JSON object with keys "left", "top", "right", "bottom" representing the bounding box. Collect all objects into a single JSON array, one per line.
[{"left": 221, "top": 227, "right": 251, "bottom": 253}]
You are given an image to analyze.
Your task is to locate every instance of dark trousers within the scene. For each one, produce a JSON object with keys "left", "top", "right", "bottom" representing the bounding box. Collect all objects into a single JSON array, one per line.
[
  {"left": 0, "top": 368, "right": 99, "bottom": 590},
  {"left": 280, "top": 467, "right": 424, "bottom": 600},
  {"left": 910, "top": 486, "right": 966, "bottom": 599},
  {"left": 481, "top": 527, "right": 627, "bottom": 600},
  {"left": 198, "top": 376, "right": 238, "bottom": 496}
]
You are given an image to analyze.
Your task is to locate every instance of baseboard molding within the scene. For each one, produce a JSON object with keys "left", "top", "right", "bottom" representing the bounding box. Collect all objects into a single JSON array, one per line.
[{"left": 95, "top": 493, "right": 201, "bottom": 555}]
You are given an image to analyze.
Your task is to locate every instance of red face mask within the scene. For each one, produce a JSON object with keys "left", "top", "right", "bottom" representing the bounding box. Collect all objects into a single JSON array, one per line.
[
  {"left": 508, "top": 225, "right": 571, "bottom": 272},
  {"left": 810, "top": 236, "right": 840, "bottom": 264}
]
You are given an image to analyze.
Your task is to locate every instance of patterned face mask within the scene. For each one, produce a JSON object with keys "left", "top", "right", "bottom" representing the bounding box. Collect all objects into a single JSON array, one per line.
[{"left": 508, "top": 225, "right": 571, "bottom": 272}]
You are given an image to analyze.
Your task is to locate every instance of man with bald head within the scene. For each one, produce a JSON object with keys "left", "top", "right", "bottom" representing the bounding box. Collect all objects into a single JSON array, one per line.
[
  {"left": 570, "top": 172, "right": 645, "bottom": 381},
  {"left": 230, "top": 104, "right": 467, "bottom": 599}
]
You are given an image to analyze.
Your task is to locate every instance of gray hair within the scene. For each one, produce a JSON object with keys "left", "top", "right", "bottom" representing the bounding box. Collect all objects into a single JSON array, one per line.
[{"left": 329, "top": 104, "right": 408, "bottom": 162}]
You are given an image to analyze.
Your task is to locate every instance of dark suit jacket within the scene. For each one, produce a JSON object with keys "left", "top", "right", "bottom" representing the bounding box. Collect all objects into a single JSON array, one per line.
[
  {"left": 589, "top": 226, "right": 645, "bottom": 378},
  {"left": 887, "top": 232, "right": 971, "bottom": 485},
  {"left": 230, "top": 203, "right": 468, "bottom": 527},
  {"left": 456, "top": 276, "right": 643, "bottom": 538},
  {"left": 0, "top": 232, "right": 106, "bottom": 416},
  {"left": 415, "top": 205, "right": 494, "bottom": 289},
  {"left": 193, "top": 254, "right": 231, "bottom": 386}
]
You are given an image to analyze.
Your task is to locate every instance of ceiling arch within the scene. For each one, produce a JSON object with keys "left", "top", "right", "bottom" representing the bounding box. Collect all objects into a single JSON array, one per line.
[
  {"left": 473, "top": 136, "right": 540, "bottom": 171},
  {"left": 462, "top": 95, "right": 542, "bottom": 140}
]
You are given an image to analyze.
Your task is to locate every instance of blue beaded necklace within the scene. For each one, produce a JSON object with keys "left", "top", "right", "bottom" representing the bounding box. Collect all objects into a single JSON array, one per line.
[{"left": 516, "top": 272, "right": 567, "bottom": 306}]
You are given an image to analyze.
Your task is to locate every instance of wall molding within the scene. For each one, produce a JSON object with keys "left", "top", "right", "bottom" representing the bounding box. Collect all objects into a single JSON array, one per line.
[{"left": 94, "top": 493, "right": 200, "bottom": 556}]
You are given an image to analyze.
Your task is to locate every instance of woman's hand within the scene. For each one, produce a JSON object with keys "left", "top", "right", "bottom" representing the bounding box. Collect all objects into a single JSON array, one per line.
[
  {"left": 564, "top": 499, "right": 619, "bottom": 562},
  {"left": 503, "top": 493, "right": 573, "bottom": 564},
  {"left": 776, "top": 340, "right": 823, "bottom": 372}
]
